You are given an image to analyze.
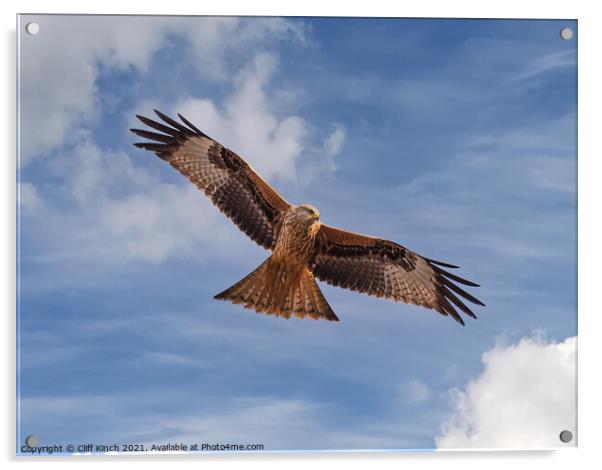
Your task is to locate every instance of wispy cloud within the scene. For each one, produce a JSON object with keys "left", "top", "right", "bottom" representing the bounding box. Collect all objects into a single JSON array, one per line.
[
  {"left": 400, "top": 379, "right": 432, "bottom": 405},
  {"left": 19, "top": 391, "right": 440, "bottom": 451},
  {"left": 509, "top": 50, "right": 576, "bottom": 84},
  {"left": 388, "top": 113, "right": 576, "bottom": 266}
]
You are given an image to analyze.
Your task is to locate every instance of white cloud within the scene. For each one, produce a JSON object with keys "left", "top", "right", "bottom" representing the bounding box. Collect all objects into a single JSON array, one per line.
[
  {"left": 171, "top": 53, "right": 345, "bottom": 183},
  {"left": 19, "top": 16, "right": 169, "bottom": 163},
  {"left": 98, "top": 182, "right": 238, "bottom": 263},
  {"left": 174, "top": 53, "right": 307, "bottom": 181},
  {"left": 436, "top": 334, "right": 576, "bottom": 449},
  {"left": 20, "top": 16, "right": 346, "bottom": 273},
  {"left": 19, "top": 16, "right": 307, "bottom": 163},
  {"left": 24, "top": 138, "right": 243, "bottom": 266},
  {"left": 55, "top": 138, "right": 154, "bottom": 206}
]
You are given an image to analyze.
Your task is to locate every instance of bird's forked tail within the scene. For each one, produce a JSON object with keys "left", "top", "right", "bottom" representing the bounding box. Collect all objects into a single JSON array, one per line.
[{"left": 214, "top": 256, "right": 339, "bottom": 321}]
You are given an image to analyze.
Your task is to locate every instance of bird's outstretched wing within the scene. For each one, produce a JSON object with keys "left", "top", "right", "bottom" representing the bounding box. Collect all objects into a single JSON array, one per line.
[
  {"left": 131, "top": 111, "right": 291, "bottom": 250},
  {"left": 312, "top": 224, "right": 485, "bottom": 325}
]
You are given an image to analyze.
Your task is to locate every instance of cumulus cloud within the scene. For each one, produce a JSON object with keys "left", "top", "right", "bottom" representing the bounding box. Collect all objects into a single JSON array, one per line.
[
  {"left": 173, "top": 53, "right": 307, "bottom": 181},
  {"left": 24, "top": 138, "right": 243, "bottom": 265},
  {"left": 19, "top": 16, "right": 344, "bottom": 267},
  {"left": 436, "top": 334, "right": 576, "bottom": 449},
  {"left": 19, "top": 16, "right": 307, "bottom": 163},
  {"left": 98, "top": 183, "right": 239, "bottom": 263},
  {"left": 46, "top": 50, "right": 345, "bottom": 265},
  {"left": 170, "top": 53, "right": 345, "bottom": 183},
  {"left": 19, "top": 15, "right": 169, "bottom": 162}
]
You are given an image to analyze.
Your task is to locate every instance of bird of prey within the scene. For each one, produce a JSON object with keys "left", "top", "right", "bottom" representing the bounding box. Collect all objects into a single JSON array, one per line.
[{"left": 131, "top": 111, "right": 484, "bottom": 325}]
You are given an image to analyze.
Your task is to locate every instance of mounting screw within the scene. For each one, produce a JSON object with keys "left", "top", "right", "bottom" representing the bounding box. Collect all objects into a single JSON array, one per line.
[
  {"left": 560, "top": 27, "right": 573, "bottom": 40},
  {"left": 25, "top": 22, "right": 40, "bottom": 35}
]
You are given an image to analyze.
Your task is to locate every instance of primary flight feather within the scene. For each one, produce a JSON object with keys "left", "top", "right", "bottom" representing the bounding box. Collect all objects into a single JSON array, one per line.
[{"left": 131, "top": 111, "right": 485, "bottom": 325}]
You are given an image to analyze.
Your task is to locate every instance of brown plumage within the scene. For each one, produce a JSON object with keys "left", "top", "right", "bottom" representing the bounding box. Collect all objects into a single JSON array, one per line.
[{"left": 131, "top": 111, "right": 485, "bottom": 325}]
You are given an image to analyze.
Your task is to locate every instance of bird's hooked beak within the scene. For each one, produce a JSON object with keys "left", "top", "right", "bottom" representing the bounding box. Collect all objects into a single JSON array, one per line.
[{"left": 313, "top": 209, "right": 320, "bottom": 220}]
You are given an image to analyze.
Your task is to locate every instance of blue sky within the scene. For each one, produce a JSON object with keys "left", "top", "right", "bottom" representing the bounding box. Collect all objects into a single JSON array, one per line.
[{"left": 17, "top": 16, "right": 577, "bottom": 452}]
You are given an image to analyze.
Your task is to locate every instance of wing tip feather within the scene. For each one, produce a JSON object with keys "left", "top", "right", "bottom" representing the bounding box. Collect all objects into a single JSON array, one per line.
[
  {"left": 433, "top": 265, "right": 480, "bottom": 287},
  {"left": 177, "top": 112, "right": 209, "bottom": 138},
  {"left": 425, "top": 257, "right": 460, "bottom": 269}
]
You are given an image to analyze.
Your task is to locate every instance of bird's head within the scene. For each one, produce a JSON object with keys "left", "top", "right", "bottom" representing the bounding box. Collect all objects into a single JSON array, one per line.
[{"left": 296, "top": 204, "right": 321, "bottom": 223}]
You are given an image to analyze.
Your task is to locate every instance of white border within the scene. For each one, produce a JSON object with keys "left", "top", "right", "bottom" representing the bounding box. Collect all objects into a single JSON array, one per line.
[{"left": 3, "top": 1, "right": 601, "bottom": 469}]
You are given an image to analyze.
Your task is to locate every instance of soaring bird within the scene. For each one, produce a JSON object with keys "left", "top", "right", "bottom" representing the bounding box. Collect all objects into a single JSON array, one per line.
[{"left": 131, "top": 111, "right": 485, "bottom": 325}]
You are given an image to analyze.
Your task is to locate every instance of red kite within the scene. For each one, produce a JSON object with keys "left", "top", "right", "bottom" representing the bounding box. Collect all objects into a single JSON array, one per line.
[{"left": 132, "top": 111, "right": 484, "bottom": 325}]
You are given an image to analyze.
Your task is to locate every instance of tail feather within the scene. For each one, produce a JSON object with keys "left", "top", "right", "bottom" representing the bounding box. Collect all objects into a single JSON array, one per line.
[
  {"left": 214, "top": 257, "right": 339, "bottom": 321},
  {"left": 285, "top": 271, "right": 338, "bottom": 321}
]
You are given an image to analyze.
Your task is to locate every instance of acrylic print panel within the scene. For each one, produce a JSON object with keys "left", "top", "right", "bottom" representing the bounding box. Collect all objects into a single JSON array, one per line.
[{"left": 17, "top": 15, "right": 577, "bottom": 454}]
